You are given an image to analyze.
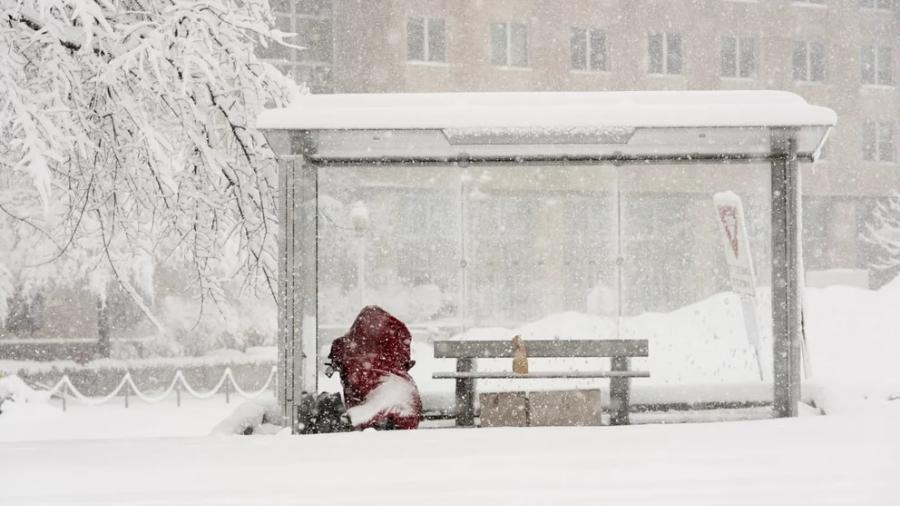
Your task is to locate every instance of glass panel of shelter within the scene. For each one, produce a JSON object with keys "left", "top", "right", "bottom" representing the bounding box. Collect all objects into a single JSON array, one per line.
[
  {"left": 315, "top": 159, "right": 775, "bottom": 397},
  {"left": 618, "top": 162, "right": 774, "bottom": 388},
  {"left": 316, "top": 163, "right": 619, "bottom": 321}
]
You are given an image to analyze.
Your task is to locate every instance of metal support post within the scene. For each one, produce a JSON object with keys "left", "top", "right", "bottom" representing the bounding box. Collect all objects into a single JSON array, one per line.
[
  {"left": 609, "top": 356, "right": 631, "bottom": 425},
  {"left": 294, "top": 155, "right": 318, "bottom": 433},
  {"left": 276, "top": 132, "right": 319, "bottom": 434},
  {"left": 770, "top": 128, "right": 803, "bottom": 418},
  {"left": 276, "top": 133, "right": 293, "bottom": 428},
  {"left": 455, "top": 358, "right": 476, "bottom": 427}
]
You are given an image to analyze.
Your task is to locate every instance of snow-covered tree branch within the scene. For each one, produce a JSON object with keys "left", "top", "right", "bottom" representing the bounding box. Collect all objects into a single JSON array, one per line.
[
  {"left": 0, "top": 0, "right": 299, "bottom": 328},
  {"left": 864, "top": 190, "right": 900, "bottom": 278}
]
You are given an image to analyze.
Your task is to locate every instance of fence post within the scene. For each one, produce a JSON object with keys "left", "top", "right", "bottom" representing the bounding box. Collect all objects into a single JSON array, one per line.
[
  {"left": 224, "top": 374, "right": 231, "bottom": 404},
  {"left": 124, "top": 380, "right": 130, "bottom": 408},
  {"left": 62, "top": 381, "right": 68, "bottom": 412},
  {"left": 176, "top": 382, "right": 182, "bottom": 407}
]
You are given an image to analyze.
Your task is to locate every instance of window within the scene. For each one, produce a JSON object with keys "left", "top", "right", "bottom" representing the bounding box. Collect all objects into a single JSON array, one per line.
[
  {"left": 295, "top": 17, "right": 333, "bottom": 62},
  {"left": 259, "top": 0, "right": 334, "bottom": 93},
  {"left": 469, "top": 196, "right": 539, "bottom": 320},
  {"left": 721, "top": 36, "right": 756, "bottom": 78},
  {"left": 392, "top": 191, "right": 457, "bottom": 285},
  {"left": 793, "top": 41, "right": 825, "bottom": 82},
  {"left": 648, "top": 33, "right": 682, "bottom": 75},
  {"left": 863, "top": 121, "right": 894, "bottom": 161},
  {"left": 571, "top": 28, "right": 608, "bottom": 71},
  {"left": 295, "top": 0, "right": 331, "bottom": 15},
  {"left": 862, "top": 45, "right": 893, "bottom": 85},
  {"left": 258, "top": 14, "right": 294, "bottom": 59},
  {"left": 407, "top": 17, "right": 447, "bottom": 63},
  {"left": 860, "top": 0, "right": 894, "bottom": 9},
  {"left": 491, "top": 22, "right": 528, "bottom": 67}
]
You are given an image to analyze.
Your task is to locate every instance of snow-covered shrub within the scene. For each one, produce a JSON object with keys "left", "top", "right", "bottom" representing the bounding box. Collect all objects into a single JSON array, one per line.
[
  {"left": 211, "top": 398, "right": 284, "bottom": 436},
  {"left": 0, "top": 374, "right": 48, "bottom": 416},
  {"left": 863, "top": 191, "right": 900, "bottom": 286}
]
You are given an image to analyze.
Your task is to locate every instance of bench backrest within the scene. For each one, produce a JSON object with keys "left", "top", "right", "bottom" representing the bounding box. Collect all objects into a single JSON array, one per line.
[{"left": 433, "top": 339, "right": 648, "bottom": 359}]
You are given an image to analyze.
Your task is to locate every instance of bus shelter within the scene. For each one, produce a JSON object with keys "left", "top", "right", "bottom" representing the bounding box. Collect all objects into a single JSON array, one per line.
[{"left": 258, "top": 91, "right": 835, "bottom": 432}]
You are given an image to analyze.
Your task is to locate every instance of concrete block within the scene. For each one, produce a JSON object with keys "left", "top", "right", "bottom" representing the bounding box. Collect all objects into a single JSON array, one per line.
[
  {"left": 528, "top": 389, "right": 602, "bottom": 426},
  {"left": 479, "top": 392, "right": 528, "bottom": 427}
]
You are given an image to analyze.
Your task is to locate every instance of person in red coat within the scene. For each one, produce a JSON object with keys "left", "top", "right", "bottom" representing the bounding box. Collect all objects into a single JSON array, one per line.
[{"left": 326, "top": 306, "right": 422, "bottom": 430}]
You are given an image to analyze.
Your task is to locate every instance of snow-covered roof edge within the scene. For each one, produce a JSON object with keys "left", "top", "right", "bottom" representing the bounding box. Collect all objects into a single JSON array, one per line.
[{"left": 257, "top": 91, "right": 837, "bottom": 131}]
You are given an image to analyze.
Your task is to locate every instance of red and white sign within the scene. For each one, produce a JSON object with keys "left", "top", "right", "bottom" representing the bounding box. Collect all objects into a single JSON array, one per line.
[
  {"left": 714, "top": 191, "right": 764, "bottom": 380},
  {"left": 719, "top": 206, "right": 739, "bottom": 258},
  {"left": 714, "top": 192, "right": 756, "bottom": 298}
]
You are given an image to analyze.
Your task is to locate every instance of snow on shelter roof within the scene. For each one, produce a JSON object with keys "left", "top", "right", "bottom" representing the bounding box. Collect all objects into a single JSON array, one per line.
[
  {"left": 258, "top": 91, "right": 834, "bottom": 130},
  {"left": 258, "top": 91, "right": 835, "bottom": 161}
]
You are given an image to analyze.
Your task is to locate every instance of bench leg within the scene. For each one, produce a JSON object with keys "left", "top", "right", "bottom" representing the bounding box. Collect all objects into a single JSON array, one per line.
[
  {"left": 609, "top": 356, "right": 631, "bottom": 426},
  {"left": 455, "top": 358, "right": 476, "bottom": 427}
]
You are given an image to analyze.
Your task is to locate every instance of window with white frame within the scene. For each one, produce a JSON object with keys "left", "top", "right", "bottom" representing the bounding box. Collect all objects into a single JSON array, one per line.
[
  {"left": 571, "top": 28, "right": 608, "bottom": 71},
  {"left": 793, "top": 41, "right": 825, "bottom": 82},
  {"left": 259, "top": 0, "right": 333, "bottom": 92},
  {"left": 648, "top": 33, "right": 682, "bottom": 75},
  {"left": 862, "top": 45, "right": 893, "bottom": 85},
  {"left": 721, "top": 35, "right": 756, "bottom": 78},
  {"left": 860, "top": 0, "right": 894, "bottom": 10},
  {"left": 407, "top": 17, "right": 447, "bottom": 63},
  {"left": 863, "top": 120, "right": 894, "bottom": 162},
  {"left": 490, "top": 22, "right": 528, "bottom": 67}
]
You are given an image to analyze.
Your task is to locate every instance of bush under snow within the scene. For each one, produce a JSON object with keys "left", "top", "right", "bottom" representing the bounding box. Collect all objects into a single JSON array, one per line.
[
  {"left": 0, "top": 374, "right": 49, "bottom": 416},
  {"left": 210, "top": 398, "right": 285, "bottom": 436}
]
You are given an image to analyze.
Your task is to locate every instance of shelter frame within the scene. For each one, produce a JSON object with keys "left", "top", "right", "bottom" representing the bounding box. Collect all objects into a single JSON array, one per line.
[{"left": 262, "top": 91, "right": 833, "bottom": 432}]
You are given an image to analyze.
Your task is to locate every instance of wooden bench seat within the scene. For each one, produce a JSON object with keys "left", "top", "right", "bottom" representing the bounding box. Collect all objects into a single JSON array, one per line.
[
  {"left": 432, "top": 339, "right": 650, "bottom": 426},
  {"left": 433, "top": 370, "right": 650, "bottom": 379}
]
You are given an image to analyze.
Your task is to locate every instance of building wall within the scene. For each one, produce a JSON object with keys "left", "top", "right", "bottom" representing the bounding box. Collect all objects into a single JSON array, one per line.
[{"left": 269, "top": 0, "right": 900, "bottom": 303}]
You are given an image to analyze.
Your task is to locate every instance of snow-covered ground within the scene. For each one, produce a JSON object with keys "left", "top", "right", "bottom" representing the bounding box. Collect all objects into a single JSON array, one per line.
[
  {"left": 1, "top": 278, "right": 898, "bottom": 505},
  {"left": 4, "top": 276, "right": 900, "bottom": 442},
  {"left": 0, "top": 391, "right": 239, "bottom": 442},
  {"left": 2, "top": 414, "right": 898, "bottom": 506}
]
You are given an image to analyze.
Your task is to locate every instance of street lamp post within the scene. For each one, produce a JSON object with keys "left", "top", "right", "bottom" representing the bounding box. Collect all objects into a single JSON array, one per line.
[{"left": 351, "top": 201, "right": 370, "bottom": 308}]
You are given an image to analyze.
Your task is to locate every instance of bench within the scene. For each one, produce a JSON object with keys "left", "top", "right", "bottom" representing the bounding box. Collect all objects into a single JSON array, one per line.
[{"left": 432, "top": 339, "right": 649, "bottom": 426}]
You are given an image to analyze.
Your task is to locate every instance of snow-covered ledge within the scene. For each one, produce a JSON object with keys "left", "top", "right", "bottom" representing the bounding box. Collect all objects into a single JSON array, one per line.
[{"left": 258, "top": 91, "right": 835, "bottom": 162}]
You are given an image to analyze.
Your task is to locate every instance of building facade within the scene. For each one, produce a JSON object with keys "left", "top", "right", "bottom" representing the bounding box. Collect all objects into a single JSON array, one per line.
[{"left": 264, "top": 0, "right": 899, "bottom": 323}]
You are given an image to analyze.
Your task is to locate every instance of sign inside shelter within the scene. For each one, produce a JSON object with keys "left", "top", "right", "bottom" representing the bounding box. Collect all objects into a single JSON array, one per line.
[
  {"left": 713, "top": 191, "right": 764, "bottom": 380},
  {"left": 719, "top": 206, "right": 739, "bottom": 257},
  {"left": 714, "top": 192, "right": 755, "bottom": 298}
]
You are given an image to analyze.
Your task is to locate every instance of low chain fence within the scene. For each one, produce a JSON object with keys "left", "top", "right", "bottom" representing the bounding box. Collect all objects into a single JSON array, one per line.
[
  {"left": 40, "top": 365, "right": 277, "bottom": 410},
  {"left": 3, "top": 356, "right": 278, "bottom": 410}
]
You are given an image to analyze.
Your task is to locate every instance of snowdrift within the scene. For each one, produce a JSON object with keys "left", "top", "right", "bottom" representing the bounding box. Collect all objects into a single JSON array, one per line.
[
  {"left": 210, "top": 398, "right": 284, "bottom": 436},
  {"left": 399, "top": 279, "right": 900, "bottom": 415},
  {"left": 0, "top": 374, "right": 53, "bottom": 418}
]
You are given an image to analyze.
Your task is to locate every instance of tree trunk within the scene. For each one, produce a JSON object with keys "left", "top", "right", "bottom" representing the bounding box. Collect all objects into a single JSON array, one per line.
[{"left": 96, "top": 299, "right": 111, "bottom": 359}]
